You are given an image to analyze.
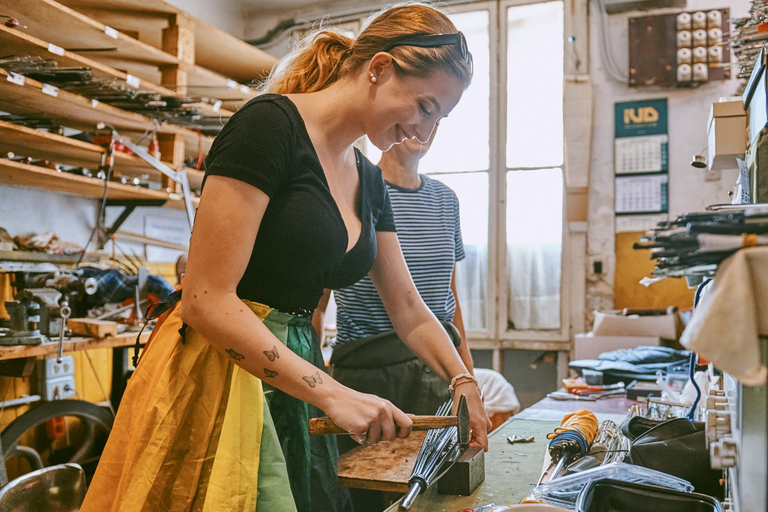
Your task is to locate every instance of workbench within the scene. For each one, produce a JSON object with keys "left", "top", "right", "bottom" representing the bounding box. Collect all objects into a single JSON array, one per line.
[
  {"left": 337, "top": 394, "right": 638, "bottom": 512},
  {"left": 0, "top": 331, "right": 149, "bottom": 361}
]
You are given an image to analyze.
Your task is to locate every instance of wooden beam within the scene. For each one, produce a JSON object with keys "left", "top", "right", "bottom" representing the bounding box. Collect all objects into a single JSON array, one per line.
[{"left": 67, "top": 318, "right": 118, "bottom": 338}]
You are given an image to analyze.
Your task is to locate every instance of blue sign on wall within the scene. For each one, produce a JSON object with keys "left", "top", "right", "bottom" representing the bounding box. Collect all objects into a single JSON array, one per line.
[{"left": 615, "top": 98, "right": 668, "bottom": 138}]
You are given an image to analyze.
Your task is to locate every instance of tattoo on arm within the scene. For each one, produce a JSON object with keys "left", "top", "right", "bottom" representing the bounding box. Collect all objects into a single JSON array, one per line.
[
  {"left": 264, "top": 346, "right": 280, "bottom": 361},
  {"left": 226, "top": 348, "right": 245, "bottom": 361},
  {"left": 263, "top": 368, "right": 278, "bottom": 378},
  {"left": 302, "top": 371, "right": 323, "bottom": 388}
]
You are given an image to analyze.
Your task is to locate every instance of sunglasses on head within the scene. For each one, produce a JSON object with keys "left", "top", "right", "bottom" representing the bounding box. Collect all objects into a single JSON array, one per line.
[{"left": 382, "top": 31, "right": 473, "bottom": 74}]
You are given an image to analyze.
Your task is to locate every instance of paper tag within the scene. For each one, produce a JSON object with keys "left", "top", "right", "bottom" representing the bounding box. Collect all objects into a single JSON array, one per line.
[
  {"left": 41, "top": 84, "right": 59, "bottom": 97},
  {"left": 212, "top": 100, "right": 222, "bottom": 112},
  {"left": 239, "top": 85, "right": 250, "bottom": 95},
  {"left": 6, "top": 72, "right": 24, "bottom": 86},
  {"left": 91, "top": 99, "right": 100, "bottom": 108},
  {"left": 47, "top": 43, "right": 65, "bottom": 56},
  {"left": 126, "top": 74, "right": 141, "bottom": 88},
  {"left": 104, "top": 26, "right": 119, "bottom": 39},
  {"left": 226, "top": 79, "right": 238, "bottom": 90}
]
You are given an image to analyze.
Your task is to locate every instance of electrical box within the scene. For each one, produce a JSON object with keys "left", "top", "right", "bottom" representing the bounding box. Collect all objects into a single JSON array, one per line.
[
  {"left": 37, "top": 355, "right": 76, "bottom": 401},
  {"left": 628, "top": 9, "right": 730, "bottom": 87}
]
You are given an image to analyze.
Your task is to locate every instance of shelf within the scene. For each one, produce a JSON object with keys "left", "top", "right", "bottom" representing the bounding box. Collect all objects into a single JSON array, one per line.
[
  {"left": 0, "top": 0, "right": 177, "bottom": 67},
  {"left": 0, "top": 68, "right": 214, "bottom": 158},
  {"left": 0, "top": 251, "right": 98, "bottom": 264},
  {"left": 0, "top": 158, "right": 171, "bottom": 201},
  {"left": 56, "top": 0, "right": 278, "bottom": 83},
  {"left": 0, "top": 119, "right": 205, "bottom": 189},
  {"left": 0, "top": 25, "right": 234, "bottom": 118},
  {"left": 0, "top": 0, "right": 259, "bottom": 106},
  {"left": 0, "top": 331, "right": 149, "bottom": 361}
]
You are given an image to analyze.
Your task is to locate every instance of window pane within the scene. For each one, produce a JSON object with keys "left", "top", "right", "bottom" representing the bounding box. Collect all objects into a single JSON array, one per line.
[
  {"left": 420, "top": 10, "right": 490, "bottom": 174},
  {"left": 432, "top": 172, "right": 489, "bottom": 331},
  {"left": 506, "top": 2, "right": 564, "bottom": 168},
  {"left": 506, "top": 168, "right": 563, "bottom": 330}
]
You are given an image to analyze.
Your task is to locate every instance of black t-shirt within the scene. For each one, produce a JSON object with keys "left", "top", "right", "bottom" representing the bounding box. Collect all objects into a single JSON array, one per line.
[{"left": 203, "top": 94, "right": 396, "bottom": 313}]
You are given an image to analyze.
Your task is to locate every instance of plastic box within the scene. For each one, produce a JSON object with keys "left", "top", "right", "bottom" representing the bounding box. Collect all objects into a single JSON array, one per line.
[{"left": 531, "top": 462, "right": 694, "bottom": 508}]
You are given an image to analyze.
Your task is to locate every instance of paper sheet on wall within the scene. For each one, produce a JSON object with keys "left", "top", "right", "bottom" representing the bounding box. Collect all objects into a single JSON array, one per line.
[
  {"left": 615, "top": 174, "right": 668, "bottom": 214},
  {"left": 144, "top": 216, "right": 189, "bottom": 263},
  {"left": 614, "top": 134, "right": 669, "bottom": 174}
]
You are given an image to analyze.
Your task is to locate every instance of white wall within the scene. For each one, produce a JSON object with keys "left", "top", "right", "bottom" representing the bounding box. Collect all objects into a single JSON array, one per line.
[
  {"left": 584, "top": 0, "right": 746, "bottom": 315},
  {"left": 165, "top": 0, "right": 246, "bottom": 37}
]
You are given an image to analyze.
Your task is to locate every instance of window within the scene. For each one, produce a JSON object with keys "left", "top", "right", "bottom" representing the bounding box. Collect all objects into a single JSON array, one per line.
[
  {"left": 503, "top": 1, "right": 565, "bottom": 334},
  {"left": 352, "top": 1, "right": 566, "bottom": 344}
]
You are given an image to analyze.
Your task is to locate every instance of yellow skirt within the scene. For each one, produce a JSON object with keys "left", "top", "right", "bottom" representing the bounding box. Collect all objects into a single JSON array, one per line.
[{"left": 81, "top": 300, "right": 296, "bottom": 512}]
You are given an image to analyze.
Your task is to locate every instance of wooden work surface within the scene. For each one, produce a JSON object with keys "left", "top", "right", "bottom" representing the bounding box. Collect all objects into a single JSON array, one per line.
[
  {"left": 0, "top": 331, "right": 149, "bottom": 360},
  {"left": 371, "top": 395, "right": 637, "bottom": 511}
]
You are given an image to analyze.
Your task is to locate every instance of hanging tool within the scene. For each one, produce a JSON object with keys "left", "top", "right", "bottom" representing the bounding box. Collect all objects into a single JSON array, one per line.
[
  {"left": 536, "top": 409, "right": 599, "bottom": 485},
  {"left": 57, "top": 299, "right": 71, "bottom": 364},
  {"left": 399, "top": 396, "right": 469, "bottom": 510}
]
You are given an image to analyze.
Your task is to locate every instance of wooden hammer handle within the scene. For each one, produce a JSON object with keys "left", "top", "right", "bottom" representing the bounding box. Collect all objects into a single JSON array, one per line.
[{"left": 308, "top": 415, "right": 458, "bottom": 435}]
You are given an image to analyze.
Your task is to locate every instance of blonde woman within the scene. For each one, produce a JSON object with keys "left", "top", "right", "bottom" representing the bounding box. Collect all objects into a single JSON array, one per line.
[{"left": 82, "top": 4, "right": 490, "bottom": 512}]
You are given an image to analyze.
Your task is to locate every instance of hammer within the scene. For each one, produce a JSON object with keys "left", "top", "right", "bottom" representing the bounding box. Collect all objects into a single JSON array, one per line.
[{"left": 308, "top": 396, "right": 471, "bottom": 440}]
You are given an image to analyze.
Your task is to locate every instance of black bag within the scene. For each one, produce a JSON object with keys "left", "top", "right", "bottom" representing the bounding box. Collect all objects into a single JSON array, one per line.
[{"left": 628, "top": 417, "right": 723, "bottom": 499}]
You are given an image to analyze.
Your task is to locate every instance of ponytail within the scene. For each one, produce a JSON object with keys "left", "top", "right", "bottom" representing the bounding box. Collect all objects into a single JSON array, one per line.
[{"left": 261, "top": 30, "right": 354, "bottom": 94}]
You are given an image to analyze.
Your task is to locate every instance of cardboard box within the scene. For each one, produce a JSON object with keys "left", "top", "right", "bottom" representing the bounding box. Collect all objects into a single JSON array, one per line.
[
  {"left": 574, "top": 333, "right": 661, "bottom": 360},
  {"left": 593, "top": 311, "right": 677, "bottom": 340},
  {"left": 708, "top": 99, "right": 747, "bottom": 171}
]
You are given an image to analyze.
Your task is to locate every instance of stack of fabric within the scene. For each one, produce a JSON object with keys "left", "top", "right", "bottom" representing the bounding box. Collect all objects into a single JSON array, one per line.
[{"left": 634, "top": 204, "right": 768, "bottom": 279}]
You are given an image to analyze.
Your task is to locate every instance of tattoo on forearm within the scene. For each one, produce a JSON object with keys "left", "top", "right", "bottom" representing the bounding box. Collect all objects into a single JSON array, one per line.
[
  {"left": 263, "top": 368, "right": 278, "bottom": 378},
  {"left": 302, "top": 371, "right": 323, "bottom": 388},
  {"left": 264, "top": 346, "right": 280, "bottom": 361},
  {"left": 226, "top": 348, "right": 245, "bottom": 361}
]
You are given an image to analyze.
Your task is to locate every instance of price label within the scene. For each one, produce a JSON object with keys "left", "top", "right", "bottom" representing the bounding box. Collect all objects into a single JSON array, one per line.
[
  {"left": 42, "top": 84, "right": 59, "bottom": 97},
  {"left": 126, "top": 74, "right": 141, "bottom": 88},
  {"left": 6, "top": 72, "right": 24, "bottom": 86},
  {"left": 104, "top": 26, "right": 119, "bottom": 39},
  {"left": 226, "top": 79, "right": 238, "bottom": 90},
  {"left": 47, "top": 43, "right": 65, "bottom": 56},
  {"left": 92, "top": 99, "right": 100, "bottom": 108},
  {"left": 212, "top": 100, "right": 223, "bottom": 113}
]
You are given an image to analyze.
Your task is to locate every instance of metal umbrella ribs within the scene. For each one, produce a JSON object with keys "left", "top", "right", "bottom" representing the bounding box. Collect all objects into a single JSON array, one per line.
[{"left": 399, "top": 395, "right": 470, "bottom": 510}]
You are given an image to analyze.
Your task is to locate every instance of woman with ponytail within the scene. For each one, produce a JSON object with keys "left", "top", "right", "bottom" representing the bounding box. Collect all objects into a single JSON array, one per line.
[{"left": 82, "top": 4, "right": 490, "bottom": 512}]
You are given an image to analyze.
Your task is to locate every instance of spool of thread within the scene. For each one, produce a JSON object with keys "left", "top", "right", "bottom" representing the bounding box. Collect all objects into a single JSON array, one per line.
[
  {"left": 708, "top": 27, "right": 722, "bottom": 45},
  {"left": 677, "top": 48, "right": 692, "bottom": 64},
  {"left": 693, "top": 46, "right": 708, "bottom": 64},
  {"left": 708, "top": 45, "right": 723, "bottom": 63},
  {"left": 677, "top": 31, "right": 692, "bottom": 48},
  {"left": 693, "top": 62, "right": 708, "bottom": 81},
  {"left": 693, "top": 29, "right": 708, "bottom": 47},
  {"left": 677, "top": 64, "right": 692, "bottom": 82},
  {"left": 707, "top": 10, "right": 722, "bottom": 27},
  {"left": 692, "top": 11, "right": 707, "bottom": 29},
  {"left": 676, "top": 12, "right": 692, "bottom": 31}
]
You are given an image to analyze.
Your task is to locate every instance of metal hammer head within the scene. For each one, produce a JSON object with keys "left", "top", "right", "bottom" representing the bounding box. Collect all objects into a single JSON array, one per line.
[{"left": 457, "top": 394, "right": 470, "bottom": 446}]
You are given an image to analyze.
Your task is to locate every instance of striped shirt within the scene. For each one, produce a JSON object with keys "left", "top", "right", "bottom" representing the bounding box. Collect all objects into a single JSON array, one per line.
[{"left": 334, "top": 174, "right": 464, "bottom": 344}]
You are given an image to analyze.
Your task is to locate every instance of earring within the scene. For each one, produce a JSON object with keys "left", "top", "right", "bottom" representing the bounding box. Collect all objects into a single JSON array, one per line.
[{"left": 370, "top": 73, "right": 377, "bottom": 83}]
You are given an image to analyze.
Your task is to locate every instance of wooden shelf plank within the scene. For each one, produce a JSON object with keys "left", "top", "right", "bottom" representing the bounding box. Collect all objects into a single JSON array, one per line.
[
  {"left": 0, "top": 119, "right": 205, "bottom": 189},
  {"left": 0, "top": 68, "right": 214, "bottom": 157},
  {"left": 0, "top": 119, "right": 152, "bottom": 175},
  {"left": 0, "top": 0, "right": 177, "bottom": 67},
  {"left": 0, "top": 158, "right": 170, "bottom": 201},
  {"left": 56, "top": 0, "right": 278, "bottom": 82},
  {"left": 0, "top": 331, "right": 149, "bottom": 361},
  {"left": 0, "top": 251, "right": 98, "bottom": 264},
  {"left": 0, "top": 25, "right": 234, "bottom": 118}
]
